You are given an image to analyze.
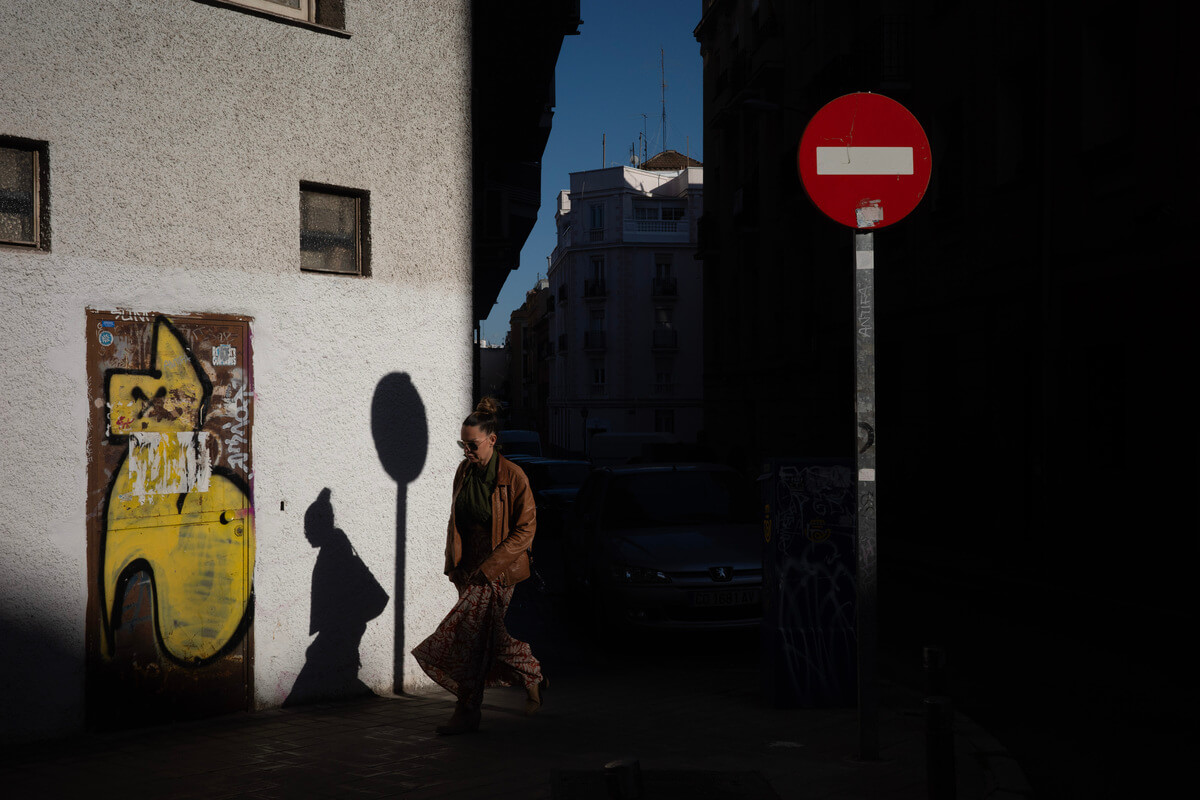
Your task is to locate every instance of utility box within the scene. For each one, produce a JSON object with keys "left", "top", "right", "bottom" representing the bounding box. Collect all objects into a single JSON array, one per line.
[{"left": 760, "top": 458, "right": 857, "bottom": 707}]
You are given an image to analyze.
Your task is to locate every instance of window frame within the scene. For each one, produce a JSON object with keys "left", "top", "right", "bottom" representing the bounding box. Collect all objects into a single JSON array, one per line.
[
  {"left": 0, "top": 136, "right": 50, "bottom": 252},
  {"left": 194, "top": 0, "right": 351, "bottom": 37},
  {"left": 299, "top": 181, "right": 370, "bottom": 277}
]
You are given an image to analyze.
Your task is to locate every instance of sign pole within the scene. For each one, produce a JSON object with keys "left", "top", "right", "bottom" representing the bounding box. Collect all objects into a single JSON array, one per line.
[
  {"left": 855, "top": 230, "right": 879, "bottom": 760},
  {"left": 795, "top": 91, "right": 929, "bottom": 763}
]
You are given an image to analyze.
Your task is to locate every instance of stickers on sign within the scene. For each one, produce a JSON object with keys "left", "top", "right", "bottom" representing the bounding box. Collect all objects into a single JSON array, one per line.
[
  {"left": 101, "top": 320, "right": 115, "bottom": 328},
  {"left": 98, "top": 330, "right": 113, "bottom": 347},
  {"left": 212, "top": 344, "right": 237, "bottom": 366}
]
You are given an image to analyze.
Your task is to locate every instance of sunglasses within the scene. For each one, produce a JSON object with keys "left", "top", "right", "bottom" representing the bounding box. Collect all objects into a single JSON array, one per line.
[{"left": 457, "top": 438, "right": 489, "bottom": 452}]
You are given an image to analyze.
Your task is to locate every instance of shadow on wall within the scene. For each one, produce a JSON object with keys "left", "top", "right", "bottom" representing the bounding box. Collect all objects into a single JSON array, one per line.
[
  {"left": 284, "top": 488, "right": 389, "bottom": 707},
  {"left": 371, "top": 373, "right": 428, "bottom": 694}
]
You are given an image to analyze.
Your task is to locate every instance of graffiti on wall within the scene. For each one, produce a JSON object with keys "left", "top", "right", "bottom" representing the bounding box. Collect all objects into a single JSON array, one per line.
[{"left": 86, "top": 310, "right": 255, "bottom": 725}]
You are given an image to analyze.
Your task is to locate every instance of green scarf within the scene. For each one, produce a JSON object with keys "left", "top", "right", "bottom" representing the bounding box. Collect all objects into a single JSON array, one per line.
[{"left": 456, "top": 450, "right": 498, "bottom": 527}]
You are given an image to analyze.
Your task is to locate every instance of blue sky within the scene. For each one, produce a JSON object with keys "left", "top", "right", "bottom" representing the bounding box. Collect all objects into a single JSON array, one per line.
[{"left": 479, "top": 0, "right": 705, "bottom": 344}]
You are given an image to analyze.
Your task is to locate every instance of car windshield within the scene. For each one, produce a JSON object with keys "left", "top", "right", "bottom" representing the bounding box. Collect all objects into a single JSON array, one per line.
[
  {"left": 601, "top": 470, "right": 756, "bottom": 529},
  {"left": 530, "top": 462, "right": 591, "bottom": 489}
]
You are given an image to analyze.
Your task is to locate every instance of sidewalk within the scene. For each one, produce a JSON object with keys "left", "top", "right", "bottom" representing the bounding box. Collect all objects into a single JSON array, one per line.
[{"left": 0, "top": 591, "right": 1030, "bottom": 799}]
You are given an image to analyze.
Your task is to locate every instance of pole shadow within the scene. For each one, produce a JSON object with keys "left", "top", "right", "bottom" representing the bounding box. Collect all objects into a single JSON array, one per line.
[
  {"left": 283, "top": 488, "right": 389, "bottom": 707},
  {"left": 370, "top": 373, "right": 428, "bottom": 694}
]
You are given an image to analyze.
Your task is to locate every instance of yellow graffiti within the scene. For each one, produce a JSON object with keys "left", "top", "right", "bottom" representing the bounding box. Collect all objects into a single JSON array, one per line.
[{"left": 103, "top": 318, "right": 255, "bottom": 663}]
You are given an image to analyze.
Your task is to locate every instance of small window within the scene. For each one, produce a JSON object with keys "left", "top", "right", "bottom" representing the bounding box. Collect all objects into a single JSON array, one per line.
[
  {"left": 300, "top": 183, "right": 369, "bottom": 276},
  {"left": 654, "top": 409, "right": 675, "bottom": 434},
  {"left": 231, "top": 0, "right": 313, "bottom": 21},
  {"left": 0, "top": 138, "right": 49, "bottom": 251},
  {"left": 589, "top": 203, "right": 605, "bottom": 230},
  {"left": 198, "top": 1, "right": 348, "bottom": 34}
]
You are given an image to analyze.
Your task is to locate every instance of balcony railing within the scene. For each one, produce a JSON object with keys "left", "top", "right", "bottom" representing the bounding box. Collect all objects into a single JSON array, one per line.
[
  {"left": 588, "top": 228, "right": 604, "bottom": 242},
  {"left": 583, "top": 279, "right": 607, "bottom": 299},
  {"left": 652, "top": 328, "right": 678, "bottom": 350},
  {"left": 651, "top": 277, "right": 677, "bottom": 297},
  {"left": 654, "top": 382, "right": 675, "bottom": 395},
  {"left": 589, "top": 383, "right": 607, "bottom": 397},
  {"left": 584, "top": 331, "right": 607, "bottom": 351},
  {"left": 623, "top": 218, "right": 689, "bottom": 243}
]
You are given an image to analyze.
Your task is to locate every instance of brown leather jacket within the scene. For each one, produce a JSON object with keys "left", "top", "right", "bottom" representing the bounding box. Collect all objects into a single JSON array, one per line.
[{"left": 444, "top": 454, "right": 535, "bottom": 586}]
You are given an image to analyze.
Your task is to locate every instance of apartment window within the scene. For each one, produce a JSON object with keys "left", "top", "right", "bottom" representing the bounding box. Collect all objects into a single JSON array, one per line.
[
  {"left": 655, "top": 361, "right": 675, "bottom": 395},
  {"left": 655, "top": 306, "right": 674, "bottom": 329},
  {"left": 300, "top": 183, "right": 369, "bottom": 276},
  {"left": 589, "top": 203, "right": 605, "bottom": 230},
  {"left": 655, "top": 409, "right": 675, "bottom": 434},
  {"left": 590, "top": 256, "right": 606, "bottom": 282},
  {"left": 0, "top": 138, "right": 49, "bottom": 251},
  {"left": 591, "top": 362, "right": 607, "bottom": 396},
  {"left": 662, "top": 205, "right": 686, "bottom": 221},
  {"left": 199, "top": 1, "right": 349, "bottom": 34},
  {"left": 589, "top": 309, "right": 605, "bottom": 332},
  {"left": 655, "top": 254, "right": 673, "bottom": 279}
]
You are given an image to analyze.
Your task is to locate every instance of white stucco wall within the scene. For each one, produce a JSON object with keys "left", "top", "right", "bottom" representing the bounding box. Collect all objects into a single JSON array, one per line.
[{"left": 0, "top": 0, "right": 470, "bottom": 740}]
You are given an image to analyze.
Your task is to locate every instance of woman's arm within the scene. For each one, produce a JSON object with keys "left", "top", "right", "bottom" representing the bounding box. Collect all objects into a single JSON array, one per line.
[{"left": 475, "top": 470, "right": 536, "bottom": 583}]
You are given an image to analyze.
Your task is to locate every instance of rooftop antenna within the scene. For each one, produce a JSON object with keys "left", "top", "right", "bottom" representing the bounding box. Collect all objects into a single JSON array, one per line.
[
  {"left": 641, "top": 114, "right": 648, "bottom": 163},
  {"left": 660, "top": 48, "right": 668, "bottom": 153},
  {"left": 602, "top": 133, "right": 606, "bottom": 167}
]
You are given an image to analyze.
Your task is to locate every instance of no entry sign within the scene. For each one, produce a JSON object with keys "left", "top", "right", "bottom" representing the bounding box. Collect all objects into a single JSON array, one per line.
[{"left": 797, "top": 93, "right": 932, "bottom": 230}]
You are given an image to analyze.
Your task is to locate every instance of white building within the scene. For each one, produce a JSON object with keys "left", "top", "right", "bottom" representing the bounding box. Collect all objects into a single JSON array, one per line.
[
  {"left": 0, "top": 0, "right": 575, "bottom": 742},
  {"left": 547, "top": 152, "right": 703, "bottom": 455}
]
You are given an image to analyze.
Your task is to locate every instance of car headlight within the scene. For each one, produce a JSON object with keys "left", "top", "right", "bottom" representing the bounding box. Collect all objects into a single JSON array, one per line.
[{"left": 610, "top": 564, "right": 672, "bottom": 584}]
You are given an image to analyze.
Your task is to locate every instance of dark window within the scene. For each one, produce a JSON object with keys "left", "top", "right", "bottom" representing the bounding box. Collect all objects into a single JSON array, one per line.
[
  {"left": 0, "top": 137, "right": 49, "bottom": 251},
  {"left": 300, "top": 183, "right": 369, "bottom": 276}
]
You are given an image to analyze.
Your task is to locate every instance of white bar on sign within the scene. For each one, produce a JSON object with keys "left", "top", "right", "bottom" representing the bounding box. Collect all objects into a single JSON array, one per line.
[{"left": 816, "top": 147, "right": 914, "bottom": 175}]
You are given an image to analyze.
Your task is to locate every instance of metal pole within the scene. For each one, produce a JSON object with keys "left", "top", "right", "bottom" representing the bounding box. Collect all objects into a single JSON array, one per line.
[{"left": 855, "top": 230, "right": 879, "bottom": 760}]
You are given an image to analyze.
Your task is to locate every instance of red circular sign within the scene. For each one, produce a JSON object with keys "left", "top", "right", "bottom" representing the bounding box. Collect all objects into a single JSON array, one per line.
[{"left": 797, "top": 93, "right": 932, "bottom": 230}]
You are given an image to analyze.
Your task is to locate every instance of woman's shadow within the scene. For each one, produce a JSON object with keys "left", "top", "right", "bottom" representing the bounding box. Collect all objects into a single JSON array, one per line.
[{"left": 284, "top": 488, "right": 390, "bottom": 707}]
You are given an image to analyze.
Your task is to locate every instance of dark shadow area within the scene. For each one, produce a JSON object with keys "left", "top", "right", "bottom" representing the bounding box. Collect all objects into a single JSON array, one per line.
[
  {"left": 284, "top": 488, "right": 389, "bottom": 707},
  {"left": 371, "top": 372, "right": 428, "bottom": 694}
]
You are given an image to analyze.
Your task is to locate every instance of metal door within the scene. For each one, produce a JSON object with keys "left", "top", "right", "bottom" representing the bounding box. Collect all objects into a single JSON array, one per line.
[{"left": 85, "top": 310, "right": 254, "bottom": 727}]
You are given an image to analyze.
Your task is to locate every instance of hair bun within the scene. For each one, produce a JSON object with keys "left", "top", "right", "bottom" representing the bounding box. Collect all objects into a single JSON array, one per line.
[{"left": 475, "top": 396, "right": 501, "bottom": 417}]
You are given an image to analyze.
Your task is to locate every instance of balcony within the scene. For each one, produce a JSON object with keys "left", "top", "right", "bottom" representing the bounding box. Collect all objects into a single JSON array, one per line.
[
  {"left": 588, "top": 227, "right": 604, "bottom": 243},
  {"left": 584, "top": 331, "right": 607, "bottom": 351},
  {"left": 583, "top": 279, "right": 607, "bottom": 300},
  {"left": 624, "top": 218, "right": 690, "bottom": 243},
  {"left": 652, "top": 328, "right": 678, "bottom": 351},
  {"left": 589, "top": 383, "right": 607, "bottom": 397},
  {"left": 651, "top": 277, "right": 678, "bottom": 298},
  {"left": 654, "top": 382, "right": 675, "bottom": 395}
]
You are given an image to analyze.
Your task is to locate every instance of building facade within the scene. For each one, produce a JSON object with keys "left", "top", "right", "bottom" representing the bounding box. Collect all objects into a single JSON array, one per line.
[
  {"left": 0, "top": 0, "right": 574, "bottom": 741},
  {"left": 694, "top": 0, "right": 1195, "bottom": 624},
  {"left": 546, "top": 153, "right": 703, "bottom": 456},
  {"left": 506, "top": 278, "right": 553, "bottom": 446}
]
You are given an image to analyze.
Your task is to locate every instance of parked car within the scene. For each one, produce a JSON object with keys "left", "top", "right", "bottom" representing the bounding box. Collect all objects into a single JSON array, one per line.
[
  {"left": 499, "top": 429, "right": 542, "bottom": 457},
  {"left": 520, "top": 459, "right": 592, "bottom": 538},
  {"left": 565, "top": 464, "right": 762, "bottom": 630}
]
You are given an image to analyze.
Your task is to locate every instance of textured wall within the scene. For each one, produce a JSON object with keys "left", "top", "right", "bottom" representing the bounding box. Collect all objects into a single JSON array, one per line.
[{"left": 0, "top": 0, "right": 471, "bottom": 740}]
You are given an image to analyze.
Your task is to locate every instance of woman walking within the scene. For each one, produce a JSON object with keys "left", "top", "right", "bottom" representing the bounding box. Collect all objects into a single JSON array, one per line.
[{"left": 412, "top": 397, "right": 547, "bottom": 734}]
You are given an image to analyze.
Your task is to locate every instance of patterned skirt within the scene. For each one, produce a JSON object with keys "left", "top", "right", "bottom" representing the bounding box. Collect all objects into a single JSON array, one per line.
[{"left": 412, "top": 580, "right": 543, "bottom": 708}]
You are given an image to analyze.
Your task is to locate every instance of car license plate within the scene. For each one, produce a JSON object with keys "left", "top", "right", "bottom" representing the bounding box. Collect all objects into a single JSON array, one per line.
[{"left": 691, "top": 589, "right": 760, "bottom": 607}]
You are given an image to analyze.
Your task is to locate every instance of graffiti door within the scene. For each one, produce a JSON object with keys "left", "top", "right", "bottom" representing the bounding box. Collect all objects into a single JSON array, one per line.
[{"left": 85, "top": 310, "right": 254, "bottom": 728}]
